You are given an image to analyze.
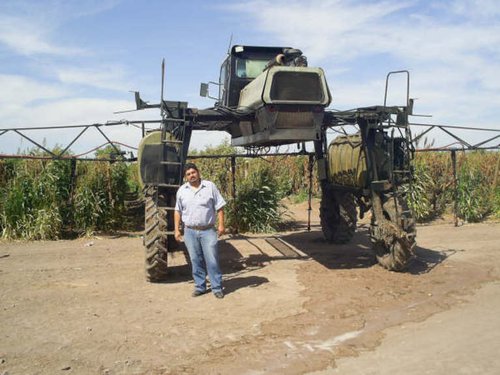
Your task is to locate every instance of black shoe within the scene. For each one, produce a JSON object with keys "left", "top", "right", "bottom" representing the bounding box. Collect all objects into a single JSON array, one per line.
[
  {"left": 214, "top": 291, "right": 224, "bottom": 299},
  {"left": 192, "top": 289, "right": 206, "bottom": 297}
]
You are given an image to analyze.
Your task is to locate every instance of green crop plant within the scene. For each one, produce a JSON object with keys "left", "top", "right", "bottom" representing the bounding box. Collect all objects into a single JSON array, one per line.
[
  {"left": 0, "top": 159, "right": 63, "bottom": 240},
  {"left": 493, "top": 186, "right": 500, "bottom": 219},
  {"left": 72, "top": 160, "right": 130, "bottom": 235},
  {"left": 0, "top": 144, "right": 136, "bottom": 239},
  {"left": 405, "top": 162, "right": 433, "bottom": 222},
  {"left": 189, "top": 140, "right": 236, "bottom": 198},
  {"left": 1, "top": 144, "right": 497, "bottom": 240},
  {"left": 227, "top": 165, "right": 287, "bottom": 233},
  {"left": 456, "top": 166, "right": 491, "bottom": 222},
  {"left": 406, "top": 151, "right": 453, "bottom": 222}
]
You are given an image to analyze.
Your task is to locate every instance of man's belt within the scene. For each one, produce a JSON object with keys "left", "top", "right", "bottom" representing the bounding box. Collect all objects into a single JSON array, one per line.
[{"left": 186, "top": 225, "right": 214, "bottom": 231}]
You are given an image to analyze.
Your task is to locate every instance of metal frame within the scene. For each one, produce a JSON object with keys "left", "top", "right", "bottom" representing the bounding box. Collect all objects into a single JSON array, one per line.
[
  {"left": 0, "top": 120, "right": 161, "bottom": 162},
  {"left": 410, "top": 122, "right": 500, "bottom": 151},
  {"left": 1, "top": 119, "right": 498, "bottom": 159},
  {"left": 1, "top": 113, "right": 498, "bottom": 234}
]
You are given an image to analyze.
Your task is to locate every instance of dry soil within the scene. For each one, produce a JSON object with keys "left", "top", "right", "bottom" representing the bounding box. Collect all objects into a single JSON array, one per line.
[{"left": 1, "top": 201, "right": 499, "bottom": 374}]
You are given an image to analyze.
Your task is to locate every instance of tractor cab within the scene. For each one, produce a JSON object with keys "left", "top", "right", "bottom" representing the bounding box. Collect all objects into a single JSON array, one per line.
[
  {"left": 201, "top": 45, "right": 331, "bottom": 147},
  {"left": 219, "top": 45, "right": 293, "bottom": 107}
]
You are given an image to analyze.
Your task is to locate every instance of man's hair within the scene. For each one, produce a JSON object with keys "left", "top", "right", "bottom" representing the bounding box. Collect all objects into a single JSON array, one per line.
[{"left": 183, "top": 162, "right": 199, "bottom": 174}]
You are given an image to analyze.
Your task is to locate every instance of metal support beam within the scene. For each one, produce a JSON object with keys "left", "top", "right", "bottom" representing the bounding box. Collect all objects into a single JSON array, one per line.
[
  {"left": 14, "top": 130, "right": 57, "bottom": 157},
  {"left": 58, "top": 126, "right": 89, "bottom": 158},
  {"left": 472, "top": 134, "right": 500, "bottom": 148},
  {"left": 440, "top": 127, "right": 472, "bottom": 149},
  {"left": 412, "top": 125, "right": 435, "bottom": 145},
  {"left": 451, "top": 150, "right": 458, "bottom": 227},
  {"left": 94, "top": 125, "right": 123, "bottom": 157},
  {"left": 307, "top": 154, "right": 314, "bottom": 232}
]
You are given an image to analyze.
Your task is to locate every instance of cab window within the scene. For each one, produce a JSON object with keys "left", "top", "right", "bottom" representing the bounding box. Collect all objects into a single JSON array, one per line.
[
  {"left": 219, "top": 58, "right": 229, "bottom": 102},
  {"left": 235, "top": 58, "right": 268, "bottom": 78}
]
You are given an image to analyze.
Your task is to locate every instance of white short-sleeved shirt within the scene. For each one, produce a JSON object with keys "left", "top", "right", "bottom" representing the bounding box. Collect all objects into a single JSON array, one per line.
[{"left": 175, "top": 180, "right": 226, "bottom": 227}]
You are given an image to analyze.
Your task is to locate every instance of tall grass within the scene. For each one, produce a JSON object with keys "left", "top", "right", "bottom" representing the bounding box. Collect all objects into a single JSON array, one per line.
[
  {"left": 455, "top": 152, "right": 498, "bottom": 222},
  {"left": 405, "top": 152, "right": 452, "bottom": 222},
  {"left": 189, "top": 141, "right": 292, "bottom": 232},
  {"left": 1, "top": 144, "right": 498, "bottom": 240},
  {"left": 0, "top": 148, "right": 136, "bottom": 239},
  {"left": 0, "top": 159, "right": 64, "bottom": 239},
  {"left": 227, "top": 165, "right": 287, "bottom": 233},
  {"left": 72, "top": 161, "right": 130, "bottom": 235},
  {"left": 408, "top": 150, "right": 499, "bottom": 223},
  {"left": 494, "top": 186, "right": 500, "bottom": 219},
  {"left": 193, "top": 145, "right": 499, "bottom": 227}
]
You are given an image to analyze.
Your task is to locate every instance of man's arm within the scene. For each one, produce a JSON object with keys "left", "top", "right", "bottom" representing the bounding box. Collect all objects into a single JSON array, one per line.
[
  {"left": 217, "top": 208, "right": 224, "bottom": 237},
  {"left": 174, "top": 210, "right": 183, "bottom": 242}
]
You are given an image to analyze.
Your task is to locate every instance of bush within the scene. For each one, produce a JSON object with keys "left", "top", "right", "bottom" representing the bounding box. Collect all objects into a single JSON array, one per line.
[{"left": 227, "top": 165, "right": 286, "bottom": 233}]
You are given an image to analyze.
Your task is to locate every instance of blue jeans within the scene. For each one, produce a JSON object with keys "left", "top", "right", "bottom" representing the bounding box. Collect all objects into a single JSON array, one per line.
[{"left": 183, "top": 227, "right": 222, "bottom": 293}]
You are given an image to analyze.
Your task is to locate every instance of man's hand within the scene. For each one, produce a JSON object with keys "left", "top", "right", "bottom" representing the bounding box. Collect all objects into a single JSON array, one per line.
[
  {"left": 174, "top": 211, "right": 183, "bottom": 242},
  {"left": 174, "top": 229, "right": 183, "bottom": 242},
  {"left": 217, "top": 208, "right": 225, "bottom": 237}
]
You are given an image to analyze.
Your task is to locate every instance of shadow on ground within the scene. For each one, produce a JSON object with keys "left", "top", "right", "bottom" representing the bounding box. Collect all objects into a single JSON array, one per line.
[
  {"left": 223, "top": 275, "right": 269, "bottom": 295},
  {"left": 281, "top": 225, "right": 452, "bottom": 275},
  {"left": 161, "top": 226, "right": 453, "bottom": 287}
]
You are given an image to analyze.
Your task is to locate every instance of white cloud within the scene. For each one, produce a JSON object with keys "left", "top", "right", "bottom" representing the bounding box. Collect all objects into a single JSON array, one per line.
[
  {"left": 0, "top": 74, "right": 68, "bottom": 106},
  {"left": 449, "top": 0, "right": 500, "bottom": 19},
  {"left": 54, "top": 0, "right": 121, "bottom": 19},
  {"left": 2, "top": 0, "right": 498, "bottom": 155},
  {"left": 226, "top": 0, "right": 500, "bottom": 143},
  {"left": 23, "top": 98, "right": 134, "bottom": 125},
  {"left": 0, "top": 0, "right": 119, "bottom": 57},
  {"left": 227, "top": 0, "right": 413, "bottom": 61},
  {"left": 0, "top": 14, "right": 85, "bottom": 56},
  {"left": 56, "top": 66, "right": 132, "bottom": 91}
]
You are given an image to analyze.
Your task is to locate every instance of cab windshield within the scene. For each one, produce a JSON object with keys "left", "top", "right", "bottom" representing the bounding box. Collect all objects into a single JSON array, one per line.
[{"left": 235, "top": 58, "right": 269, "bottom": 79}]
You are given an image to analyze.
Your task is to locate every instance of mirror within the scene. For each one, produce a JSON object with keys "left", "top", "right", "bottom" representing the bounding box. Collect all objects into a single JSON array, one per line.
[{"left": 200, "top": 83, "right": 209, "bottom": 97}]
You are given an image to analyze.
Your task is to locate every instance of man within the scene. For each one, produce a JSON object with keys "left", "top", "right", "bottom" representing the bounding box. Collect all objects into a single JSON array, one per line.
[{"left": 174, "top": 163, "right": 226, "bottom": 299}]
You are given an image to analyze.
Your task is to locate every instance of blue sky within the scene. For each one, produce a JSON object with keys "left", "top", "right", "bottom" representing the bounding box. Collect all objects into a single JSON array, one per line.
[{"left": 0, "top": 0, "right": 499, "bottom": 154}]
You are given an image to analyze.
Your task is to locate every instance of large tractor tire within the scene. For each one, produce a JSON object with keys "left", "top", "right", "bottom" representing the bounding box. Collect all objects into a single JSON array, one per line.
[
  {"left": 143, "top": 186, "right": 177, "bottom": 282},
  {"left": 370, "top": 193, "right": 416, "bottom": 271},
  {"left": 320, "top": 188, "right": 357, "bottom": 244}
]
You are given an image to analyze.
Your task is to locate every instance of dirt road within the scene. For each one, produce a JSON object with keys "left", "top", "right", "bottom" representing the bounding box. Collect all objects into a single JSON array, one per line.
[{"left": 1, "top": 204, "right": 499, "bottom": 374}]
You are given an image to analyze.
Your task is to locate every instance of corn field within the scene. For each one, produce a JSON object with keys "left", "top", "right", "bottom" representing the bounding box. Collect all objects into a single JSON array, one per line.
[
  {"left": 0, "top": 148, "right": 141, "bottom": 240},
  {"left": 189, "top": 141, "right": 315, "bottom": 233},
  {"left": 407, "top": 150, "right": 500, "bottom": 223},
  {"left": 0, "top": 144, "right": 498, "bottom": 240}
]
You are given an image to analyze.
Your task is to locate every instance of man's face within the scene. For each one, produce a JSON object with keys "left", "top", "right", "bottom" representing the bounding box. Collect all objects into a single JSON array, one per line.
[{"left": 185, "top": 168, "right": 200, "bottom": 184}]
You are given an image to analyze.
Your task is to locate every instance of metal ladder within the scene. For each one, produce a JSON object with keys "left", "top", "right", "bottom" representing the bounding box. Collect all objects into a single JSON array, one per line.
[{"left": 156, "top": 108, "right": 190, "bottom": 235}]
